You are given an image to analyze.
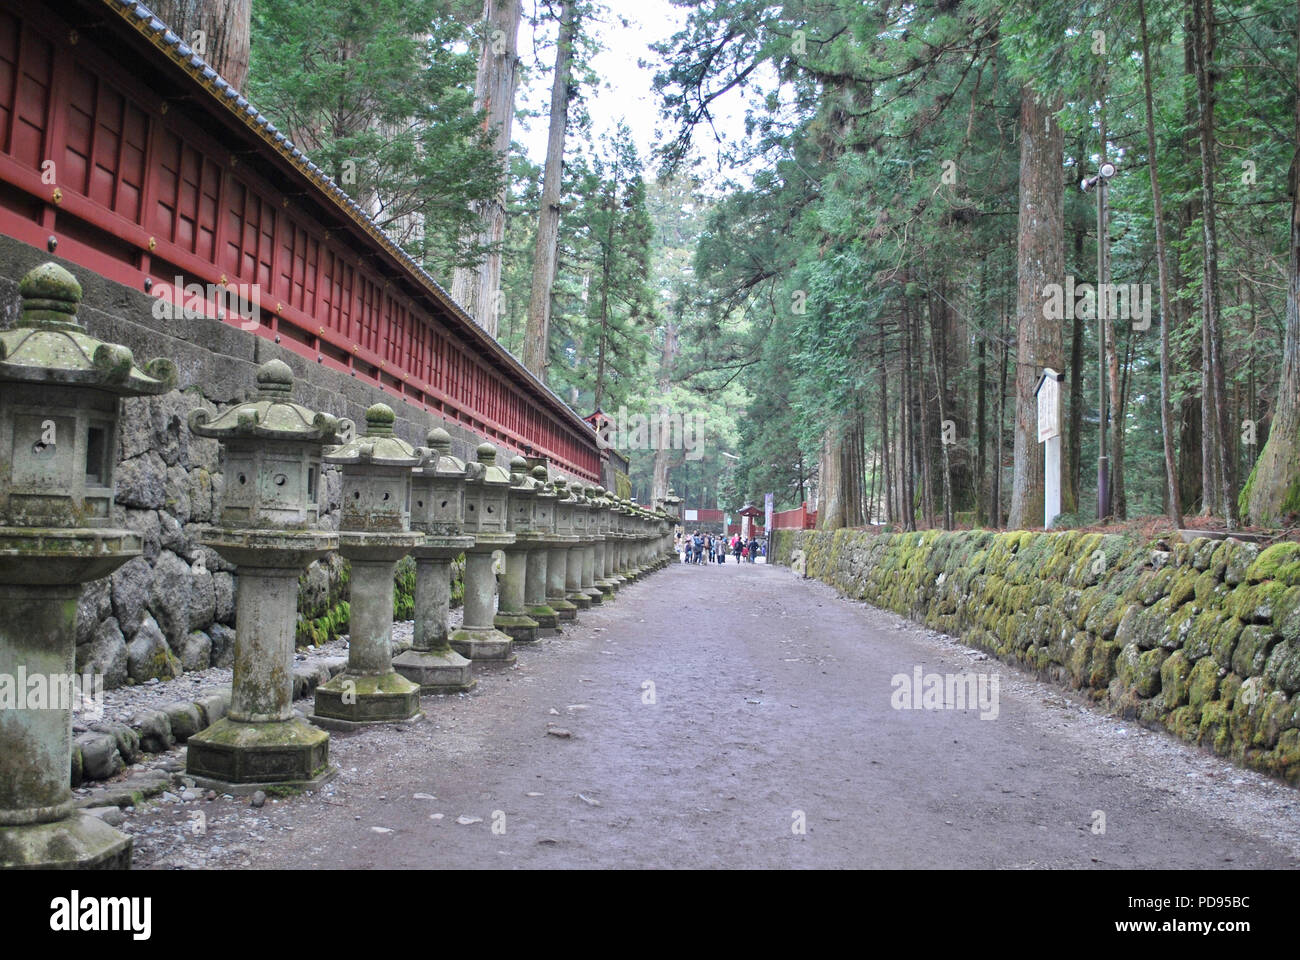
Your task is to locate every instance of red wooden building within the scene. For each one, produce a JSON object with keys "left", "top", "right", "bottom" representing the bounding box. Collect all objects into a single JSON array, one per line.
[{"left": 0, "top": 0, "right": 602, "bottom": 481}]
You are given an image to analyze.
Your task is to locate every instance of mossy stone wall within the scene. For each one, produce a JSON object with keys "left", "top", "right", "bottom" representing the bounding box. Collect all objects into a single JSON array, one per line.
[{"left": 771, "top": 528, "right": 1300, "bottom": 783}]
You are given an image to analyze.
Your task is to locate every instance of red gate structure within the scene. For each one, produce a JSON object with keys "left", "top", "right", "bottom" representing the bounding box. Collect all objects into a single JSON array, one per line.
[
  {"left": 0, "top": 0, "right": 601, "bottom": 481},
  {"left": 770, "top": 502, "right": 818, "bottom": 530}
]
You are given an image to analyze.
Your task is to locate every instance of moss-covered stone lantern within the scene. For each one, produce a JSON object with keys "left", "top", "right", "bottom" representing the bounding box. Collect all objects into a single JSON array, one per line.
[
  {"left": 560, "top": 480, "right": 593, "bottom": 611},
  {"left": 546, "top": 477, "right": 581, "bottom": 621},
  {"left": 578, "top": 485, "right": 605, "bottom": 605},
  {"left": 493, "top": 456, "right": 542, "bottom": 643},
  {"left": 313, "top": 404, "right": 425, "bottom": 727},
  {"left": 393, "top": 427, "right": 476, "bottom": 692},
  {"left": 184, "top": 359, "right": 341, "bottom": 792},
  {"left": 451, "top": 443, "right": 515, "bottom": 662},
  {"left": 0, "top": 263, "right": 175, "bottom": 870},
  {"left": 591, "top": 487, "right": 617, "bottom": 600},
  {"left": 523, "top": 465, "right": 560, "bottom": 631}
]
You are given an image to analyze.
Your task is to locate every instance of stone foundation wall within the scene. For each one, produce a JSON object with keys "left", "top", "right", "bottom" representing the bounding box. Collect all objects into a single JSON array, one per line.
[
  {"left": 771, "top": 527, "right": 1300, "bottom": 784},
  {"left": 0, "top": 236, "right": 481, "bottom": 689}
]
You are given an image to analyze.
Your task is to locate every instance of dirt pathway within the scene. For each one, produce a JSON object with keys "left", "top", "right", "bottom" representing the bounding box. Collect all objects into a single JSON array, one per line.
[{"left": 130, "top": 560, "right": 1300, "bottom": 869}]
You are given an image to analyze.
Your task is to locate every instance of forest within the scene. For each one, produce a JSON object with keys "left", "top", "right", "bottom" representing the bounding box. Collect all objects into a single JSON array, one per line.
[{"left": 166, "top": 0, "right": 1299, "bottom": 532}]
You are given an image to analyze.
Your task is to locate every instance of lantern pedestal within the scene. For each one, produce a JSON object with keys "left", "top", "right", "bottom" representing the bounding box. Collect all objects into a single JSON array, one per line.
[
  {"left": 451, "top": 539, "right": 515, "bottom": 662},
  {"left": 0, "top": 544, "right": 138, "bottom": 870},
  {"left": 581, "top": 540, "right": 605, "bottom": 605},
  {"left": 547, "top": 541, "right": 580, "bottom": 622},
  {"left": 186, "top": 533, "right": 337, "bottom": 790},
  {"left": 394, "top": 538, "right": 477, "bottom": 692},
  {"left": 594, "top": 538, "right": 617, "bottom": 599},
  {"left": 565, "top": 540, "right": 593, "bottom": 610},
  {"left": 524, "top": 545, "right": 560, "bottom": 632},
  {"left": 495, "top": 537, "right": 541, "bottom": 643},
  {"left": 314, "top": 535, "right": 423, "bottom": 728}
]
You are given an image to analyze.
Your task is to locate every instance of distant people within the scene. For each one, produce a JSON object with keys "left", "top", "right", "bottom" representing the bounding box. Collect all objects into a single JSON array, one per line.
[
  {"left": 748, "top": 536, "right": 759, "bottom": 563},
  {"left": 692, "top": 531, "right": 704, "bottom": 565},
  {"left": 732, "top": 535, "right": 742, "bottom": 563},
  {"left": 716, "top": 538, "right": 726, "bottom": 564}
]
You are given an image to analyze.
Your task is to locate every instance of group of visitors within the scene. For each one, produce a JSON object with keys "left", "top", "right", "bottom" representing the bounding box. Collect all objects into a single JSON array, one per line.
[{"left": 676, "top": 531, "right": 764, "bottom": 565}]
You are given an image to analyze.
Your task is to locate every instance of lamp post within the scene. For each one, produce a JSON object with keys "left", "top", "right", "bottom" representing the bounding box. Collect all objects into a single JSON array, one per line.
[{"left": 1082, "top": 159, "right": 1117, "bottom": 520}]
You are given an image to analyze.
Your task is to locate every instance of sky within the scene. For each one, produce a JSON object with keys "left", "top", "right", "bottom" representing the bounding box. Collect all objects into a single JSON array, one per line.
[{"left": 512, "top": 0, "right": 751, "bottom": 178}]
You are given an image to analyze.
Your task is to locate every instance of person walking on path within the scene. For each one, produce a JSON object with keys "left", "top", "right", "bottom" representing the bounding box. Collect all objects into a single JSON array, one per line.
[{"left": 732, "top": 534, "right": 743, "bottom": 563}]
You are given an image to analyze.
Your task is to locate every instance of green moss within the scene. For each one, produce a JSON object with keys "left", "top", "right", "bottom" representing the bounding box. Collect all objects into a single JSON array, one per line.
[
  {"left": 1187, "top": 656, "right": 1221, "bottom": 709},
  {"left": 1161, "top": 650, "right": 1192, "bottom": 707},
  {"left": 1247, "top": 542, "right": 1300, "bottom": 586}
]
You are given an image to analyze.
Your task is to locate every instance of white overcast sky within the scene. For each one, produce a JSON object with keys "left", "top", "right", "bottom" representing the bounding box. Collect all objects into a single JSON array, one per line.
[{"left": 512, "top": 0, "right": 752, "bottom": 178}]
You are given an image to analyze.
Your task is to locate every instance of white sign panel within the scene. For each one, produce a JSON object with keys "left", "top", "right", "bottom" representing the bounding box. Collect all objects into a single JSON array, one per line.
[
  {"left": 684, "top": 509, "right": 698, "bottom": 522},
  {"left": 1037, "top": 370, "right": 1062, "bottom": 443}
]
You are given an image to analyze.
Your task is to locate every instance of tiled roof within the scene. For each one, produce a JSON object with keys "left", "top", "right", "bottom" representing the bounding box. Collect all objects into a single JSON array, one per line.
[{"left": 101, "top": 0, "right": 597, "bottom": 439}]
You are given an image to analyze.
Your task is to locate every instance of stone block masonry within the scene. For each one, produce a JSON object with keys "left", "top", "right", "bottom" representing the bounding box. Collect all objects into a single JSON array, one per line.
[
  {"left": 771, "top": 527, "right": 1300, "bottom": 784},
  {"left": 0, "top": 236, "right": 479, "bottom": 691}
]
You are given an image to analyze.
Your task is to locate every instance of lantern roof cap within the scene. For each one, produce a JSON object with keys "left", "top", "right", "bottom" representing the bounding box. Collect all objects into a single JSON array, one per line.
[
  {"left": 0, "top": 262, "right": 176, "bottom": 396},
  {"left": 469, "top": 441, "right": 510, "bottom": 485},
  {"left": 325, "top": 403, "right": 426, "bottom": 466},
  {"left": 190, "top": 358, "right": 341, "bottom": 442},
  {"left": 419, "top": 426, "right": 468, "bottom": 477}
]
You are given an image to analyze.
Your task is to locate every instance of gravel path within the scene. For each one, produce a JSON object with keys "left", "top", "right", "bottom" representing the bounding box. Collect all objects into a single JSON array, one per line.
[{"left": 126, "top": 561, "right": 1300, "bottom": 869}]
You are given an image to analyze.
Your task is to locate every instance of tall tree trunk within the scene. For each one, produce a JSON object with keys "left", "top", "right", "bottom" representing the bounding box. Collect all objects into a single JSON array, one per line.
[
  {"left": 451, "top": 0, "right": 522, "bottom": 336},
  {"left": 880, "top": 352, "right": 893, "bottom": 526},
  {"left": 1192, "top": 0, "right": 1237, "bottom": 525},
  {"left": 994, "top": 305, "right": 1009, "bottom": 527},
  {"left": 976, "top": 332, "right": 987, "bottom": 526},
  {"left": 153, "top": 0, "right": 250, "bottom": 91},
  {"left": 1008, "top": 88, "right": 1065, "bottom": 529},
  {"left": 1241, "top": 0, "right": 1300, "bottom": 524},
  {"left": 1138, "top": 0, "right": 1186, "bottom": 528},
  {"left": 900, "top": 311, "right": 917, "bottom": 531},
  {"left": 522, "top": 0, "right": 577, "bottom": 380},
  {"left": 817, "top": 425, "right": 846, "bottom": 530},
  {"left": 650, "top": 313, "right": 678, "bottom": 506}
]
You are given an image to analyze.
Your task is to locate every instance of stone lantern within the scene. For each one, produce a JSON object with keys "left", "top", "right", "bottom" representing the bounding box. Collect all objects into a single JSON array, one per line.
[
  {"left": 579, "top": 486, "right": 606, "bottom": 605},
  {"left": 0, "top": 262, "right": 175, "bottom": 870},
  {"left": 313, "top": 404, "right": 425, "bottom": 727},
  {"left": 556, "top": 478, "right": 590, "bottom": 612},
  {"left": 493, "top": 457, "right": 542, "bottom": 642},
  {"left": 523, "top": 465, "right": 560, "bottom": 632},
  {"left": 546, "top": 478, "right": 580, "bottom": 622},
  {"left": 184, "top": 358, "right": 341, "bottom": 792},
  {"left": 591, "top": 487, "right": 617, "bottom": 601},
  {"left": 393, "top": 428, "right": 476, "bottom": 692},
  {"left": 451, "top": 443, "right": 515, "bottom": 662}
]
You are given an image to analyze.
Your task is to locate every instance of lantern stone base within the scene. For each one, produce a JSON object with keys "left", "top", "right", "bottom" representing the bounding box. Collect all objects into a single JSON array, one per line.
[
  {"left": 393, "top": 648, "right": 477, "bottom": 693},
  {"left": 596, "top": 580, "right": 617, "bottom": 598},
  {"left": 0, "top": 812, "right": 132, "bottom": 870},
  {"left": 494, "top": 612, "right": 540, "bottom": 643},
  {"left": 566, "top": 590, "right": 593, "bottom": 610},
  {"left": 528, "top": 603, "right": 560, "bottom": 631},
  {"left": 548, "top": 597, "right": 579, "bottom": 622},
  {"left": 312, "top": 672, "right": 423, "bottom": 726},
  {"left": 584, "top": 586, "right": 605, "bottom": 605},
  {"left": 450, "top": 626, "right": 516, "bottom": 663},
  {"left": 185, "top": 717, "right": 333, "bottom": 790}
]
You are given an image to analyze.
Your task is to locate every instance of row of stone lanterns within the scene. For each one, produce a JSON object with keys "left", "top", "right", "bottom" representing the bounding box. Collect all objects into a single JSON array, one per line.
[{"left": 0, "top": 262, "right": 676, "bottom": 867}]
